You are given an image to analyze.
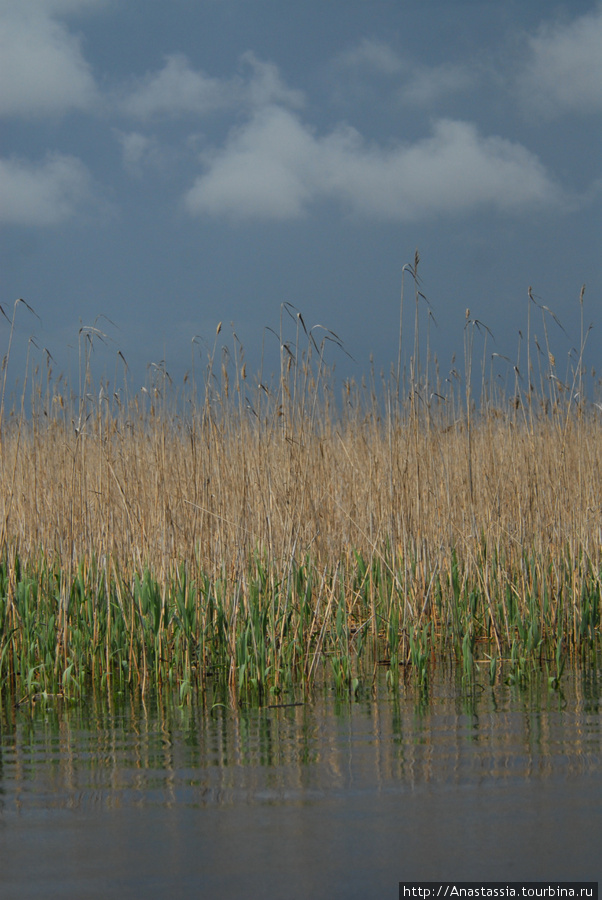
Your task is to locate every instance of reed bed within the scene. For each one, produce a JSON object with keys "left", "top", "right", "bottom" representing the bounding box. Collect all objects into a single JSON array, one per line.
[{"left": 1, "top": 266, "right": 600, "bottom": 704}]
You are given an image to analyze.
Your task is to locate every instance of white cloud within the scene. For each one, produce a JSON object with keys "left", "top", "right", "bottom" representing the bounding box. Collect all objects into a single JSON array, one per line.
[
  {"left": 326, "top": 119, "right": 562, "bottom": 218},
  {"left": 120, "top": 51, "right": 304, "bottom": 121},
  {"left": 184, "top": 106, "right": 314, "bottom": 219},
  {"left": 520, "top": 5, "right": 602, "bottom": 116},
  {"left": 120, "top": 53, "right": 234, "bottom": 120},
  {"left": 0, "top": 2, "right": 98, "bottom": 116},
  {"left": 334, "top": 38, "right": 475, "bottom": 110},
  {"left": 239, "top": 51, "right": 305, "bottom": 110},
  {"left": 0, "top": 153, "right": 92, "bottom": 224},
  {"left": 184, "top": 107, "right": 564, "bottom": 222}
]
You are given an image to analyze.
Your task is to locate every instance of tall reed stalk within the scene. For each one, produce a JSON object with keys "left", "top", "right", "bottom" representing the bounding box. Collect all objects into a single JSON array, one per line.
[{"left": 0, "top": 274, "right": 600, "bottom": 704}]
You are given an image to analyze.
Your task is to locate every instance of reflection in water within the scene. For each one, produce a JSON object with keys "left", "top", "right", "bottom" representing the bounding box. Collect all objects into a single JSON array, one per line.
[
  {"left": 2, "top": 670, "right": 601, "bottom": 811},
  {"left": 0, "top": 668, "right": 601, "bottom": 897}
]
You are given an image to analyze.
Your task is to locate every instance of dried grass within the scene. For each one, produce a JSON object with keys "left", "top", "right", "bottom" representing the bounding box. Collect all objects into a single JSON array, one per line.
[{"left": 0, "top": 272, "right": 600, "bottom": 701}]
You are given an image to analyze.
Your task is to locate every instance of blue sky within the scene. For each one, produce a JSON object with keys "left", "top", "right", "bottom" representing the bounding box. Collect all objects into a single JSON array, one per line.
[{"left": 1, "top": 0, "right": 601, "bottom": 397}]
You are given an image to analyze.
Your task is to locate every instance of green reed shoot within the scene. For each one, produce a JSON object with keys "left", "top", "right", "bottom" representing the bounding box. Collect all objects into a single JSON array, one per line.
[{"left": 0, "top": 275, "right": 600, "bottom": 706}]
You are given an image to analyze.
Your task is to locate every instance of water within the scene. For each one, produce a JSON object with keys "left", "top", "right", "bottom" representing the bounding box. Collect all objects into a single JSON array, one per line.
[{"left": 1, "top": 670, "right": 600, "bottom": 899}]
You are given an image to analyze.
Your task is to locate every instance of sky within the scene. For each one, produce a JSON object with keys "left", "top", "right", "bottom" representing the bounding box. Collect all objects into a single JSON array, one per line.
[{"left": 1, "top": 0, "right": 601, "bottom": 402}]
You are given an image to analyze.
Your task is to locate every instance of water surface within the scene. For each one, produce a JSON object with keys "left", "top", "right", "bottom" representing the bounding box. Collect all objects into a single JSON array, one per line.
[{"left": 1, "top": 671, "right": 600, "bottom": 899}]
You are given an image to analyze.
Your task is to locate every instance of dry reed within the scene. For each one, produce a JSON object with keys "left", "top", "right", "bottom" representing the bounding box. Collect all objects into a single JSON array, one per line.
[{"left": 0, "top": 272, "right": 600, "bottom": 703}]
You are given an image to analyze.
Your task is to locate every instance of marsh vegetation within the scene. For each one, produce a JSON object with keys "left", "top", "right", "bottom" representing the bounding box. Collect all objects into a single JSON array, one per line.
[{"left": 1, "top": 259, "right": 600, "bottom": 705}]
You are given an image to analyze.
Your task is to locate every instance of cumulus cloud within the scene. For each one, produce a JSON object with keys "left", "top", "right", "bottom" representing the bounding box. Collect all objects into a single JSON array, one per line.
[
  {"left": 0, "top": 2, "right": 98, "bottom": 116},
  {"left": 239, "top": 51, "right": 305, "bottom": 110},
  {"left": 520, "top": 4, "right": 602, "bottom": 116},
  {"left": 184, "top": 107, "right": 563, "bottom": 222},
  {"left": 0, "top": 153, "right": 92, "bottom": 224},
  {"left": 120, "top": 51, "right": 304, "bottom": 121},
  {"left": 120, "top": 53, "right": 234, "bottom": 120},
  {"left": 334, "top": 37, "right": 476, "bottom": 110},
  {"left": 184, "top": 107, "right": 315, "bottom": 219}
]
